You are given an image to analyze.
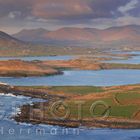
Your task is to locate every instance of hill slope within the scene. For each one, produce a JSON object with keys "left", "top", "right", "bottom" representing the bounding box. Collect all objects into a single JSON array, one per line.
[
  {"left": 0, "top": 31, "right": 23, "bottom": 46},
  {"left": 13, "top": 25, "right": 140, "bottom": 46},
  {"left": 13, "top": 28, "right": 49, "bottom": 42}
]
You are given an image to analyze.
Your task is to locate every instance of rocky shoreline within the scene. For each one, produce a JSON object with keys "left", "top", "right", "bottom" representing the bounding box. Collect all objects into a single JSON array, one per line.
[
  {"left": 15, "top": 114, "right": 140, "bottom": 129},
  {"left": 1, "top": 84, "right": 140, "bottom": 129}
]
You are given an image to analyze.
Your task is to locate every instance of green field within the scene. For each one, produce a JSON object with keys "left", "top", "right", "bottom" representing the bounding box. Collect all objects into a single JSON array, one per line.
[{"left": 28, "top": 85, "right": 140, "bottom": 120}]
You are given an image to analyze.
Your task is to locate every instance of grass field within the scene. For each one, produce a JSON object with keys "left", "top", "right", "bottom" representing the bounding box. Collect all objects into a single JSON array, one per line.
[
  {"left": 26, "top": 86, "right": 104, "bottom": 95},
  {"left": 15, "top": 85, "right": 140, "bottom": 121}
]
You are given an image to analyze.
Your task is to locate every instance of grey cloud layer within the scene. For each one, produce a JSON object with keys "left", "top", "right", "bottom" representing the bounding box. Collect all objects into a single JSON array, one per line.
[
  {"left": 0, "top": 0, "right": 140, "bottom": 34},
  {"left": 0, "top": 0, "right": 136, "bottom": 20}
]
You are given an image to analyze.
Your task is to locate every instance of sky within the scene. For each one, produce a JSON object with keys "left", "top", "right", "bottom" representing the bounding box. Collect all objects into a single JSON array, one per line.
[{"left": 0, "top": 0, "right": 140, "bottom": 34}]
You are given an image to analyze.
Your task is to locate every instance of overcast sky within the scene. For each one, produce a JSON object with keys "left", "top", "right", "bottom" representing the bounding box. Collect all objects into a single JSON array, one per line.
[{"left": 0, "top": 0, "right": 140, "bottom": 34}]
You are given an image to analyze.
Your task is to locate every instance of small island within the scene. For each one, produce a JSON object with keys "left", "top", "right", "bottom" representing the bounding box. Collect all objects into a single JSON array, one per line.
[{"left": 1, "top": 55, "right": 140, "bottom": 77}]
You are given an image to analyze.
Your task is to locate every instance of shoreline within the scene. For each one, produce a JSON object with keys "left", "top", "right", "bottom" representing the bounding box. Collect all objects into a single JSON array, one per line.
[
  {"left": 0, "top": 60, "right": 63, "bottom": 77},
  {"left": 14, "top": 116, "right": 140, "bottom": 129},
  {"left": 0, "top": 51, "right": 140, "bottom": 129},
  {"left": 0, "top": 50, "right": 140, "bottom": 78},
  {"left": 1, "top": 84, "right": 140, "bottom": 129},
  {"left": 1, "top": 58, "right": 140, "bottom": 78}
]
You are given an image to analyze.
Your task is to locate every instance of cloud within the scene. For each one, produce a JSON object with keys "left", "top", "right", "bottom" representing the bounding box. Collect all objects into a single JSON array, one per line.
[
  {"left": 0, "top": 0, "right": 132, "bottom": 20},
  {"left": 0, "top": 0, "right": 140, "bottom": 34},
  {"left": 31, "top": 0, "right": 132, "bottom": 20},
  {"left": 8, "top": 11, "right": 22, "bottom": 19},
  {"left": 0, "top": 0, "right": 36, "bottom": 19},
  {"left": 118, "top": 0, "right": 139, "bottom": 16},
  {"left": 32, "top": 0, "right": 92, "bottom": 20}
]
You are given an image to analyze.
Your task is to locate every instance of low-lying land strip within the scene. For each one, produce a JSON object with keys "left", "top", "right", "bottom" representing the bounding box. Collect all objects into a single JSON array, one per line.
[
  {"left": 0, "top": 83, "right": 140, "bottom": 129},
  {"left": 41, "top": 59, "right": 140, "bottom": 70},
  {"left": 0, "top": 60, "right": 62, "bottom": 77},
  {"left": 1, "top": 55, "right": 140, "bottom": 77}
]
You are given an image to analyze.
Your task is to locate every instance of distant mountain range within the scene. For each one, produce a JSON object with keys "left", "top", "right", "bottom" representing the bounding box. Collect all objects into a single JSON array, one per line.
[
  {"left": 0, "top": 25, "right": 140, "bottom": 56},
  {"left": 12, "top": 25, "right": 140, "bottom": 46},
  {"left": 0, "top": 24, "right": 140, "bottom": 50}
]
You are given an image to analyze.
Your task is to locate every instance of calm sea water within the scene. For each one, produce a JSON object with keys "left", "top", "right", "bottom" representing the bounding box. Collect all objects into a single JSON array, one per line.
[
  {"left": 1, "top": 69, "right": 140, "bottom": 86},
  {"left": 1, "top": 52, "right": 140, "bottom": 140},
  {"left": 0, "top": 55, "right": 74, "bottom": 61},
  {"left": 104, "top": 51, "right": 140, "bottom": 64}
]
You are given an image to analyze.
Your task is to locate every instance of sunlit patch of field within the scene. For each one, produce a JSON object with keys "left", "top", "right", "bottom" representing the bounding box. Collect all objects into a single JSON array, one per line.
[{"left": 14, "top": 85, "right": 140, "bottom": 123}]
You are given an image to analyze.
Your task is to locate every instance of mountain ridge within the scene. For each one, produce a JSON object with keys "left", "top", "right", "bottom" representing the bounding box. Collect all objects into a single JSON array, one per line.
[{"left": 12, "top": 25, "right": 140, "bottom": 45}]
